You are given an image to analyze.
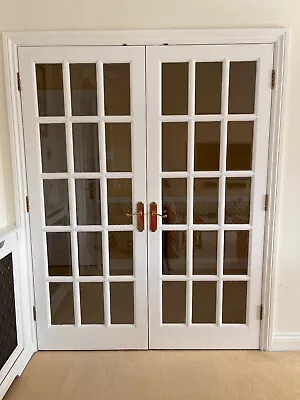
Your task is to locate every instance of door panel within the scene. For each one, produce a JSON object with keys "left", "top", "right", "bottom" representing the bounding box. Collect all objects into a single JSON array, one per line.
[
  {"left": 19, "top": 46, "right": 148, "bottom": 349},
  {"left": 146, "top": 44, "right": 273, "bottom": 349}
]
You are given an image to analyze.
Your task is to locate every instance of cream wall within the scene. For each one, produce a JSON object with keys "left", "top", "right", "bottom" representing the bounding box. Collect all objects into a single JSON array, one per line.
[{"left": 0, "top": 0, "right": 299, "bottom": 338}]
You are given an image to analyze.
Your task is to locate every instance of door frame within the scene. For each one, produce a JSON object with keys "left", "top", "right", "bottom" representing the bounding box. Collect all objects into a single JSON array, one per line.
[{"left": 2, "top": 28, "right": 289, "bottom": 351}]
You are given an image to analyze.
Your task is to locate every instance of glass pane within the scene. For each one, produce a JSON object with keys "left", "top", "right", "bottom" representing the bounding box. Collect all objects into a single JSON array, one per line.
[
  {"left": 49, "top": 282, "right": 74, "bottom": 325},
  {"left": 194, "top": 178, "right": 219, "bottom": 224},
  {"left": 36, "top": 64, "right": 65, "bottom": 116},
  {"left": 162, "top": 123, "right": 187, "bottom": 172},
  {"left": 80, "top": 283, "right": 104, "bottom": 324},
  {"left": 70, "top": 63, "right": 97, "bottom": 116},
  {"left": 46, "top": 232, "right": 72, "bottom": 276},
  {"left": 225, "top": 178, "right": 251, "bottom": 224},
  {"left": 224, "top": 231, "right": 249, "bottom": 275},
  {"left": 162, "top": 63, "right": 188, "bottom": 115},
  {"left": 104, "top": 64, "right": 130, "bottom": 116},
  {"left": 222, "top": 281, "right": 247, "bottom": 324},
  {"left": 78, "top": 232, "right": 103, "bottom": 276},
  {"left": 192, "top": 281, "right": 216, "bottom": 323},
  {"left": 227, "top": 121, "right": 254, "bottom": 171},
  {"left": 110, "top": 282, "right": 134, "bottom": 324},
  {"left": 162, "top": 231, "right": 186, "bottom": 275},
  {"left": 195, "top": 62, "right": 222, "bottom": 115},
  {"left": 193, "top": 231, "right": 217, "bottom": 275},
  {"left": 73, "top": 124, "right": 99, "bottom": 172},
  {"left": 162, "top": 281, "right": 186, "bottom": 323},
  {"left": 109, "top": 231, "right": 133, "bottom": 276},
  {"left": 162, "top": 179, "right": 187, "bottom": 224},
  {"left": 40, "top": 124, "right": 67, "bottom": 173},
  {"left": 194, "top": 122, "right": 220, "bottom": 171},
  {"left": 106, "top": 123, "right": 131, "bottom": 172},
  {"left": 107, "top": 179, "right": 132, "bottom": 225},
  {"left": 228, "top": 62, "right": 256, "bottom": 114},
  {"left": 75, "top": 179, "right": 101, "bottom": 225},
  {"left": 43, "top": 180, "right": 69, "bottom": 226}
]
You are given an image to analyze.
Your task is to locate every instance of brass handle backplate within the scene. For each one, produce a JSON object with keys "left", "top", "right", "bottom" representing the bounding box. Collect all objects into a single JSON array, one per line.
[{"left": 127, "top": 202, "right": 144, "bottom": 232}]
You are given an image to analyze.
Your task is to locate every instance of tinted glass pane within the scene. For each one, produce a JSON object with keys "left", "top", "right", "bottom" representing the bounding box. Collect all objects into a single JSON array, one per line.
[
  {"left": 80, "top": 283, "right": 104, "bottom": 324},
  {"left": 227, "top": 121, "right": 254, "bottom": 171},
  {"left": 192, "top": 281, "right": 217, "bottom": 323},
  {"left": 225, "top": 178, "right": 251, "bottom": 224},
  {"left": 107, "top": 179, "right": 132, "bottom": 225},
  {"left": 224, "top": 231, "right": 249, "bottom": 275},
  {"left": 195, "top": 62, "right": 222, "bottom": 114},
  {"left": 110, "top": 282, "right": 134, "bottom": 324},
  {"left": 109, "top": 231, "right": 133, "bottom": 276},
  {"left": 46, "top": 232, "right": 72, "bottom": 276},
  {"left": 162, "top": 123, "right": 187, "bottom": 172},
  {"left": 104, "top": 64, "right": 130, "bottom": 116},
  {"left": 75, "top": 179, "right": 101, "bottom": 225},
  {"left": 162, "top": 63, "right": 188, "bottom": 115},
  {"left": 222, "top": 281, "right": 247, "bottom": 324},
  {"left": 228, "top": 62, "right": 256, "bottom": 114},
  {"left": 106, "top": 123, "right": 131, "bottom": 172},
  {"left": 162, "top": 179, "right": 187, "bottom": 225},
  {"left": 73, "top": 124, "right": 99, "bottom": 172},
  {"left": 40, "top": 124, "right": 67, "bottom": 173},
  {"left": 78, "top": 232, "right": 103, "bottom": 276},
  {"left": 162, "top": 281, "right": 186, "bottom": 323},
  {"left": 194, "top": 178, "right": 219, "bottom": 224},
  {"left": 193, "top": 231, "right": 217, "bottom": 275},
  {"left": 49, "top": 283, "right": 74, "bottom": 325},
  {"left": 36, "top": 64, "right": 64, "bottom": 116},
  {"left": 43, "top": 180, "right": 69, "bottom": 226},
  {"left": 194, "top": 122, "right": 220, "bottom": 171},
  {"left": 70, "top": 63, "right": 97, "bottom": 116},
  {"left": 162, "top": 231, "right": 186, "bottom": 275}
]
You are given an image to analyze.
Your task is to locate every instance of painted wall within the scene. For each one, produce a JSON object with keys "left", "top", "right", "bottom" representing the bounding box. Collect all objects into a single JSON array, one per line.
[{"left": 0, "top": 0, "right": 299, "bottom": 340}]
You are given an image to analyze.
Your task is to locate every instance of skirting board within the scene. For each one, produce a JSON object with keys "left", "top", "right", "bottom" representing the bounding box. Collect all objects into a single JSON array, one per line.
[
  {"left": 271, "top": 334, "right": 300, "bottom": 351},
  {"left": 0, "top": 346, "right": 34, "bottom": 400}
]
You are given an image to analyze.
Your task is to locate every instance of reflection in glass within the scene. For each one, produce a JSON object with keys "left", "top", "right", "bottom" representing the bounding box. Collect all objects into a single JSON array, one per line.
[
  {"left": 162, "top": 281, "right": 186, "bottom": 323},
  {"left": 162, "top": 63, "right": 188, "bottom": 115},
  {"left": 43, "top": 180, "right": 69, "bottom": 226},
  {"left": 106, "top": 123, "right": 131, "bottom": 172},
  {"left": 49, "top": 282, "right": 74, "bottom": 325},
  {"left": 227, "top": 121, "right": 254, "bottom": 171},
  {"left": 162, "top": 179, "right": 187, "bottom": 224},
  {"left": 194, "top": 122, "right": 220, "bottom": 171},
  {"left": 80, "top": 283, "right": 104, "bottom": 324},
  {"left": 107, "top": 179, "right": 132, "bottom": 225},
  {"left": 75, "top": 179, "right": 101, "bottom": 225},
  {"left": 110, "top": 282, "right": 134, "bottom": 324},
  {"left": 193, "top": 231, "right": 217, "bottom": 275},
  {"left": 73, "top": 124, "right": 99, "bottom": 172},
  {"left": 228, "top": 62, "right": 256, "bottom": 114},
  {"left": 195, "top": 62, "right": 222, "bottom": 115},
  {"left": 224, "top": 231, "right": 249, "bottom": 275},
  {"left": 192, "top": 282, "right": 216, "bottom": 323},
  {"left": 78, "top": 232, "right": 103, "bottom": 276},
  {"left": 70, "top": 63, "right": 97, "bottom": 116},
  {"left": 40, "top": 124, "right": 67, "bottom": 173},
  {"left": 162, "top": 231, "right": 186, "bottom": 275},
  {"left": 109, "top": 231, "right": 133, "bottom": 276},
  {"left": 225, "top": 178, "right": 251, "bottom": 224},
  {"left": 162, "top": 123, "right": 187, "bottom": 172},
  {"left": 46, "top": 232, "right": 72, "bottom": 276},
  {"left": 36, "top": 64, "right": 65, "bottom": 116},
  {"left": 222, "top": 281, "right": 247, "bottom": 323},
  {"left": 194, "top": 178, "right": 219, "bottom": 224},
  {"left": 104, "top": 64, "right": 130, "bottom": 116}
]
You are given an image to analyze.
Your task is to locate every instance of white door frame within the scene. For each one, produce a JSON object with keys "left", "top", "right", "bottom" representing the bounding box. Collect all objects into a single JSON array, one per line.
[{"left": 2, "top": 28, "right": 289, "bottom": 351}]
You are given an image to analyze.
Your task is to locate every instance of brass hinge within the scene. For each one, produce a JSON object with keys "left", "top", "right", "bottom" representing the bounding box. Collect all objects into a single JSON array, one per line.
[
  {"left": 265, "top": 194, "right": 269, "bottom": 211},
  {"left": 17, "top": 72, "right": 21, "bottom": 91},
  {"left": 33, "top": 305, "right": 37, "bottom": 321},
  {"left": 271, "top": 69, "right": 276, "bottom": 89},
  {"left": 26, "top": 196, "right": 30, "bottom": 212}
]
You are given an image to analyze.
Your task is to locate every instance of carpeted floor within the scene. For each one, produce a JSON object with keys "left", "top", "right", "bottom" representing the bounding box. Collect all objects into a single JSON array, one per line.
[{"left": 4, "top": 351, "right": 300, "bottom": 400}]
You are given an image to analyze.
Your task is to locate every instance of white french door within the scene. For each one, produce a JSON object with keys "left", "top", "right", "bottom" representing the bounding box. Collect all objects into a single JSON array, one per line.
[
  {"left": 147, "top": 44, "right": 273, "bottom": 349},
  {"left": 19, "top": 46, "right": 148, "bottom": 349},
  {"left": 19, "top": 43, "right": 273, "bottom": 350}
]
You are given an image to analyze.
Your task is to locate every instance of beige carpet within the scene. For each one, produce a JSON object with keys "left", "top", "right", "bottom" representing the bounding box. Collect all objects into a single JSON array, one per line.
[{"left": 4, "top": 351, "right": 300, "bottom": 400}]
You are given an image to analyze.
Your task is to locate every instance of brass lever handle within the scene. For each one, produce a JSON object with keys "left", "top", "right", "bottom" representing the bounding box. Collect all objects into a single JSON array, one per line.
[
  {"left": 126, "top": 202, "right": 144, "bottom": 232},
  {"left": 126, "top": 211, "right": 142, "bottom": 217},
  {"left": 151, "top": 211, "right": 168, "bottom": 218}
]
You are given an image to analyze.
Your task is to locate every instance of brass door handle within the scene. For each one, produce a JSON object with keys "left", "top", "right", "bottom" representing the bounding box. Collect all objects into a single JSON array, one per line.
[
  {"left": 151, "top": 211, "right": 168, "bottom": 218},
  {"left": 126, "top": 211, "right": 142, "bottom": 217},
  {"left": 126, "top": 202, "right": 144, "bottom": 232}
]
